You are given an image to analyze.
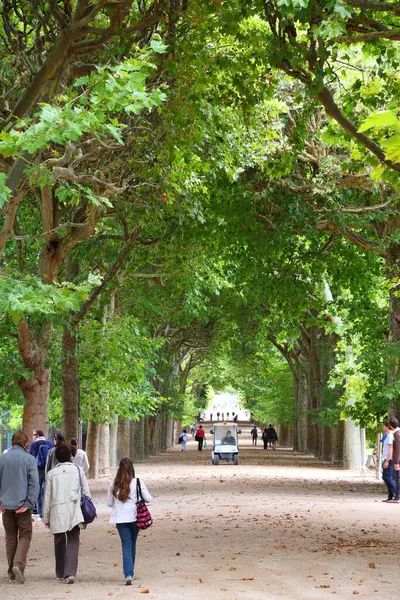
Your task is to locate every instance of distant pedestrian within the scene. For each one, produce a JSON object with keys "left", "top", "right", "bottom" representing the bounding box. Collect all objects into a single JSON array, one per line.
[
  {"left": 381, "top": 421, "right": 396, "bottom": 502},
  {"left": 267, "top": 424, "right": 278, "bottom": 450},
  {"left": 0, "top": 430, "right": 39, "bottom": 584},
  {"left": 195, "top": 425, "right": 206, "bottom": 451},
  {"left": 390, "top": 417, "right": 400, "bottom": 503},
  {"left": 179, "top": 430, "right": 188, "bottom": 452},
  {"left": 70, "top": 438, "right": 90, "bottom": 475},
  {"left": 46, "top": 433, "right": 66, "bottom": 474},
  {"left": 262, "top": 427, "right": 268, "bottom": 450},
  {"left": 190, "top": 425, "right": 195, "bottom": 437},
  {"left": 43, "top": 444, "right": 91, "bottom": 584},
  {"left": 107, "top": 458, "right": 152, "bottom": 585},
  {"left": 251, "top": 426, "right": 258, "bottom": 446},
  {"left": 29, "top": 428, "right": 53, "bottom": 519}
]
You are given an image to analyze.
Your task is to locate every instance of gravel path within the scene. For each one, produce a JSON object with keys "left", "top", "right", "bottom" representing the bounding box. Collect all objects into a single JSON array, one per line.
[{"left": 0, "top": 435, "right": 395, "bottom": 599}]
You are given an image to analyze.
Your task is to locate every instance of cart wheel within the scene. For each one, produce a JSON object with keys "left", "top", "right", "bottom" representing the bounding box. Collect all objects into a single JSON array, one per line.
[
  {"left": 234, "top": 455, "right": 239, "bottom": 465},
  {"left": 214, "top": 455, "right": 220, "bottom": 465}
]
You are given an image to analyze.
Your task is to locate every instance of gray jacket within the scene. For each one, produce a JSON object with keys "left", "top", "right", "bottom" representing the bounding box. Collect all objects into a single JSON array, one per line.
[{"left": 0, "top": 445, "right": 39, "bottom": 510}]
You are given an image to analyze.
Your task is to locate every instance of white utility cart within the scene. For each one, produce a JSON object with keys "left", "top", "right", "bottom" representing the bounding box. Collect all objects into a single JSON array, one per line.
[{"left": 210, "top": 422, "right": 241, "bottom": 465}]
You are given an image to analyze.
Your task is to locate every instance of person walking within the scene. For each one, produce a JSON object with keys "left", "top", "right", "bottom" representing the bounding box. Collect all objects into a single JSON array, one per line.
[
  {"left": 195, "top": 425, "right": 206, "bottom": 451},
  {"left": 251, "top": 426, "right": 258, "bottom": 446},
  {"left": 179, "top": 430, "right": 188, "bottom": 452},
  {"left": 107, "top": 458, "right": 152, "bottom": 585},
  {"left": 42, "top": 444, "right": 91, "bottom": 584},
  {"left": 70, "top": 438, "right": 90, "bottom": 475},
  {"left": 381, "top": 421, "right": 396, "bottom": 502},
  {"left": 0, "top": 430, "right": 39, "bottom": 583},
  {"left": 390, "top": 417, "right": 400, "bottom": 503},
  {"left": 46, "top": 433, "right": 66, "bottom": 474},
  {"left": 29, "top": 429, "right": 53, "bottom": 519},
  {"left": 267, "top": 424, "right": 278, "bottom": 450},
  {"left": 262, "top": 427, "right": 269, "bottom": 450}
]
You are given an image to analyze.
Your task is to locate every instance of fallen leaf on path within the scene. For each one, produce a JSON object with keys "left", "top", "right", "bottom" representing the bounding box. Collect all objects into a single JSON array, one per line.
[
  {"left": 241, "top": 577, "right": 254, "bottom": 580},
  {"left": 176, "top": 552, "right": 181, "bottom": 556},
  {"left": 140, "top": 590, "right": 150, "bottom": 594},
  {"left": 368, "top": 562, "right": 376, "bottom": 569},
  {"left": 199, "top": 579, "right": 203, "bottom": 583},
  {"left": 113, "top": 562, "right": 119, "bottom": 567}
]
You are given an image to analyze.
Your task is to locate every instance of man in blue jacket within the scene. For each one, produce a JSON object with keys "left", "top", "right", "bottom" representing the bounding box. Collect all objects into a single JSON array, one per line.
[
  {"left": 0, "top": 430, "right": 39, "bottom": 584},
  {"left": 29, "top": 428, "right": 53, "bottom": 518}
]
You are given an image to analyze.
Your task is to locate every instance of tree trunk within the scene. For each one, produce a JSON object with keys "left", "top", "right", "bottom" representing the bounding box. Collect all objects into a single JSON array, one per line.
[
  {"left": 387, "top": 244, "right": 400, "bottom": 417},
  {"left": 321, "top": 426, "right": 333, "bottom": 462},
  {"left": 86, "top": 419, "right": 100, "bottom": 479},
  {"left": 117, "top": 419, "right": 131, "bottom": 462},
  {"left": 166, "top": 417, "right": 174, "bottom": 449},
  {"left": 62, "top": 324, "right": 80, "bottom": 441},
  {"left": 287, "top": 426, "right": 294, "bottom": 448},
  {"left": 21, "top": 369, "right": 50, "bottom": 436},
  {"left": 132, "top": 419, "right": 145, "bottom": 461},
  {"left": 109, "top": 417, "right": 118, "bottom": 472},
  {"left": 98, "top": 424, "right": 110, "bottom": 476},
  {"left": 296, "top": 370, "right": 308, "bottom": 453},
  {"left": 333, "top": 421, "right": 345, "bottom": 464},
  {"left": 279, "top": 425, "right": 289, "bottom": 447},
  {"left": 19, "top": 320, "right": 51, "bottom": 435}
]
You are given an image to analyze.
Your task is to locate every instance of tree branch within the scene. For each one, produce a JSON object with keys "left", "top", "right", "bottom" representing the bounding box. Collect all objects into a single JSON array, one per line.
[
  {"left": 317, "top": 87, "right": 400, "bottom": 173},
  {"left": 72, "top": 226, "right": 140, "bottom": 323},
  {"left": 338, "top": 29, "right": 400, "bottom": 43},
  {"left": 345, "top": 0, "right": 400, "bottom": 13}
]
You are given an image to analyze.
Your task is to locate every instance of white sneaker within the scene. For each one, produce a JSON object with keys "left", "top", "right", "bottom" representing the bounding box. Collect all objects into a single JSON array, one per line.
[{"left": 125, "top": 576, "right": 133, "bottom": 586}]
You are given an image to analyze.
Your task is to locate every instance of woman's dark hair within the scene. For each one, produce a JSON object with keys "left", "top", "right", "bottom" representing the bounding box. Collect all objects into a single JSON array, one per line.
[
  {"left": 55, "top": 444, "right": 72, "bottom": 463},
  {"left": 70, "top": 438, "right": 78, "bottom": 457},
  {"left": 54, "top": 433, "right": 65, "bottom": 445},
  {"left": 112, "top": 458, "right": 135, "bottom": 503}
]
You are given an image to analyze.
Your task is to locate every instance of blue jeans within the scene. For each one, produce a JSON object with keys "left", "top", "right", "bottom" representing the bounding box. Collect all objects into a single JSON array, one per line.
[
  {"left": 37, "top": 469, "right": 46, "bottom": 518},
  {"left": 382, "top": 460, "right": 396, "bottom": 499},
  {"left": 116, "top": 522, "right": 139, "bottom": 578}
]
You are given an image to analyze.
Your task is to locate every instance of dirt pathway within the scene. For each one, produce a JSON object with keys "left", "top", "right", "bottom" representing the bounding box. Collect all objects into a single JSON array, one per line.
[{"left": 0, "top": 436, "right": 396, "bottom": 600}]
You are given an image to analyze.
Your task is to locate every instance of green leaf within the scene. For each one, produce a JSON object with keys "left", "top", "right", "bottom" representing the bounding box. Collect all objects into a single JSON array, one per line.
[
  {"left": 382, "top": 134, "right": 400, "bottom": 163},
  {"left": 150, "top": 40, "right": 168, "bottom": 54},
  {"left": 358, "top": 111, "right": 399, "bottom": 133},
  {"left": 0, "top": 173, "right": 11, "bottom": 209}
]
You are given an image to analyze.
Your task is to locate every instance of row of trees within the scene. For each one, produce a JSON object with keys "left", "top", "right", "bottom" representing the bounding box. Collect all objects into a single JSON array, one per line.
[{"left": 1, "top": 1, "right": 399, "bottom": 473}]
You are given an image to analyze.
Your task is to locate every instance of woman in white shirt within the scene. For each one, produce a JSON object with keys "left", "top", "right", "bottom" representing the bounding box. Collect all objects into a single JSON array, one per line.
[
  {"left": 70, "top": 438, "right": 90, "bottom": 475},
  {"left": 107, "top": 458, "right": 152, "bottom": 585}
]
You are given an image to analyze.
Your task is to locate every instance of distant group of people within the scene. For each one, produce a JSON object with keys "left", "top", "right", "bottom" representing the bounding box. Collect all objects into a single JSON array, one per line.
[
  {"left": 0, "top": 429, "right": 152, "bottom": 587},
  {"left": 251, "top": 425, "right": 278, "bottom": 450}
]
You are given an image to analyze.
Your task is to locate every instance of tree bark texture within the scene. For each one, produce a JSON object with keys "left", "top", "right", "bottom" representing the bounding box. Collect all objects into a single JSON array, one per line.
[
  {"left": 98, "top": 424, "right": 110, "bottom": 476},
  {"left": 19, "top": 320, "right": 51, "bottom": 435},
  {"left": 130, "top": 419, "right": 144, "bottom": 461},
  {"left": 62, "top": 324, "right": 80, "bottom": 441},
  {"left": 166, "top": 417, "right": 174, "bottom": 449},
  {"left": 386, "top": 244, "right": 400, "bottom": 418},
  {"left": 109, "top": 417, "right": 118, "bottom": 472},
  {"left": 117, "top": 419, "right": 131, "bottom": 462},
  {"left": 86, "top": 418, "right": 100, "bottom": 479}
]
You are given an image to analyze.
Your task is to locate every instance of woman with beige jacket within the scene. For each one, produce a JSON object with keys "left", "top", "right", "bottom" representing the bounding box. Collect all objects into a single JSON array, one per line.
[{"left": 42, "top": 445, "right": 91, "bottom": 584}]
